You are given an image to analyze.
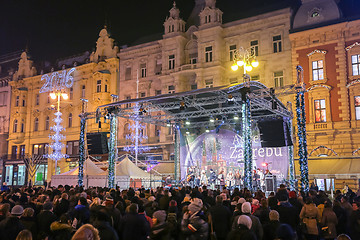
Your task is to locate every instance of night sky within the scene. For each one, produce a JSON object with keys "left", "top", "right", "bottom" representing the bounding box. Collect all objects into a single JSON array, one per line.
[{"left": 0, "top": 0, "right": 296, "bottom": 62}]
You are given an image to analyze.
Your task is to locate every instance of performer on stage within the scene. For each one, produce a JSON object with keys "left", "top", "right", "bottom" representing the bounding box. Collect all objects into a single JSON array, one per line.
[
  {"left": 234, "top": 170, "right": 241, "bottom": 188},
  {"left": 200, "top": 170, "right": 208, "bottom": 186},
  {"left": 226, "top": 171, "right": 235, "bottom": 190},
  {"left": 209, "top": 169, "right": 216, "bottom": 190},
  {"left": 186, "top": 167, "right": 195, "bottom": 188},
  {"left": 218, "top": 169, "right": 225, "bottom": 189}
]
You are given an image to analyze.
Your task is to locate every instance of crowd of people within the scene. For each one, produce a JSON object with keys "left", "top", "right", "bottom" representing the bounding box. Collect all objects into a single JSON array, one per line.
[{"left": 0, "top": 183, "right": 359, "bottom": 240}]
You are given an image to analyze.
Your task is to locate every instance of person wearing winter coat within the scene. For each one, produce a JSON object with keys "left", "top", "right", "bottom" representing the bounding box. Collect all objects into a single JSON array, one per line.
[
  {"left": 73, "top": 197, "right": 90, "bottom": 228},
  {"left": 150, "top": 210, "right": 170, "bottom": 240},
  {"left": 208, "top": 195, "right": 232, "bottom": 240},
  {"left": 92, "top": 210, "right": 119, "bottom": 240},
  {"left": 233, "top": 202, "right": 263, "bottom": 240},
  {"left": 321, "top": 201, "right": 338, "bottom": 240},
  {"left": 0, "top": 205, "right": 25, "bottom": 240},
  {"left": 263, "top": 210, "right": 281, "bottom": 240},
  {"left": 274, "top": 194, "right": 299, "bottom": 231},
  {"left": 20, "top": 208, "right": 37, "bottom": 239},
  {"left": 121, "top": 203, "right": 150, "bottom": 240},
  {"left": 300, "top": 197, "right": 321, "bottom": 240},
  {"left": 37, "top": 202, "right": 57, "bottom": 238},
  {"left": 181, "top": 201, "right": 209, "bottom": 240},
  {"left": 227, "top": 215, "right": 257, "bottom": 240},
  {"left": 49, "top": 214, "right": 73, "bottom": 240},
  {"left": 348, "top": 201, "right": 360, "bottom": 240}
]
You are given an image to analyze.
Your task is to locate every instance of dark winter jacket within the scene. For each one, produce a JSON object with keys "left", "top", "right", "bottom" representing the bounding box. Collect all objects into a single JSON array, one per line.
[
  {"left": 150, "top": 222, "right": 170, "bottom": 240},
  {"left": 20, "top": 216, "right": 37, "bottom": 238},
  {"left": 54, "top": 198, "right": 70, "bottom": 218},
  {"left": 49, "top": 221, "right": 73, "bottom": 240},
  {"left": 321, "top": 207, "right": 338, "bottom": 239},
  {"left": 37, "top": 210, "right": 58, "bottom": 236},
  {"left": 263, "top": 220, "right": 281, "bottom": 240},
  {"left": 73, "top": 204, "right": 90, "bottom": 227},
  {"left": 275, "top": 201, "right": 299, "bottom": 230},
  {"left": 209, "top": 203, "right": 232, "bottom": 240},
  {"left": 93, "top": 220, "right": 119, "bottom": 240},
  {"left": 226, "top": 224, "right": 257, "bottom": 240},
  {"left": 121, "top": 212, "right": 150, "bottom": 240},
  {"left": 181, "top": 211, "right": 209, "bottom": 240},
  {"left": 0, "top": 216, "right": 24, "bottom": 240}
]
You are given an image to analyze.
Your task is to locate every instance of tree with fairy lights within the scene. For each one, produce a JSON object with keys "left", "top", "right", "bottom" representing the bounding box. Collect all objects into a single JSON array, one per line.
[{"left": 124, "top": 103, "right": 149, "bottom": 165}]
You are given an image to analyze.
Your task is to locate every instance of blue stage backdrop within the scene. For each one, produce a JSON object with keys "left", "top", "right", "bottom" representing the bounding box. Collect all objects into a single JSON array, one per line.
[{"left": 180, "top": 129, "right": 289, "bottom": 183}]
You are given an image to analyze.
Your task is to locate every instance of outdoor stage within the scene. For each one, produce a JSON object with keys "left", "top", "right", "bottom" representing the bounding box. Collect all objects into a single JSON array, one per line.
[{"left": 93, "top": 81, "right": 296, "bottom": 190}]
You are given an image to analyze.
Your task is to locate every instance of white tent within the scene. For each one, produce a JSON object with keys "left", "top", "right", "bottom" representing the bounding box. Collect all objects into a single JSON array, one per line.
[
  {"left": 51, "top": 158, "right": 107, "bottom": 187},
  {"left": 51, "top": 156, "right": 163, "bottom": 189},
  {"left": 115, "top": 156, "right": 162, "bottom": 189}
]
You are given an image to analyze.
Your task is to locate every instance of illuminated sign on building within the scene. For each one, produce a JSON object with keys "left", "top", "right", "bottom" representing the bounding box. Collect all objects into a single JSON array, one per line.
[{"left": 40, "top": 68, "right": 75, "bottom": 93}]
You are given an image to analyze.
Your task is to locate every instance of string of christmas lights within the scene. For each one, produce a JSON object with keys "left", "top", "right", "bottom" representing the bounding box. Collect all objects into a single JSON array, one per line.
[
  {"left": 108, "top": 113, "right": 117, "bottom": 188},
  {"left": 48, "top": 111, "right": 66, "bottom": 174},
  {"left": 287, "top": 120, "right": 296, "bottom": 190},
  {"left": 242, "top": 98, "right": 253, "bottom": 190},
  {"left": 78, "top": 117, "right": 86, "bottom": 186},
  {"left": 296, "top": 91, "right": 309, "bottom": 192}
]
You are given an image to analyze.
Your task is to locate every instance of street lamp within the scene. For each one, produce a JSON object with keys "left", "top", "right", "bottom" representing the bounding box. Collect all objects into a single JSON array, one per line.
[
  {"left": 231, "top": 47, "right": 259, "bottom": 191},
  {"left": 231, "top": 47, "right": 259, "bottom": 77}
]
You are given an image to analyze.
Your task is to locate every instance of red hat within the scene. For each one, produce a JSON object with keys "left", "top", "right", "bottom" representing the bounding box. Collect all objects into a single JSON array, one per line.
[{"left": 289, "top": 191, "right": 296, "bottom": 199}]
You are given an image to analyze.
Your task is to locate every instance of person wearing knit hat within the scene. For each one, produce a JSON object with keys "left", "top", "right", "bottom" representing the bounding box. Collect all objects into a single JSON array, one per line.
[
  {"left": 238, "top": 198, "right": 246, "bottom": 204},
  {"left": 228, "top": 215, "right": 257, "bottom": 240},
  {"left": 181, "top": 201, "right": 208, "bottom": 239},
  {"left": 238, "top": 215, "right": 252, "bottom": 229},
  {"left": 150, "top": 210, "right": 170, "bottom": 239},
  {"left": 241, "top": 202, "right": 252, "bottom": 214},
  {"left": 11, "top": 205, "right": 24, "bottom": 216},
  {"left": 153, "top": 210, "right": 167, "bottom": 224},
  {"left": 187, "top": 202, "right": 202, "bottom": 214}
]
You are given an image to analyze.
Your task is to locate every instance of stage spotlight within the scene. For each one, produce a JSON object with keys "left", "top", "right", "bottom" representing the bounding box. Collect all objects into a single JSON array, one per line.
[
  {"left": 180, "top": 101, "right": 186, "bottom": 111},
  {"left": 234, "top": 115, "right": 239, "bottom": 120},
  {"left": 210, "top": 117, "right": 215, "bottom": 123},
  {"left": 166, "top": 121, "right": 171, "bottom": 127},
  {"left": 227, "top": 94, "right": 234, "bottom": 104},
  {"left": 185, "top": 120, "right": 190, "bottom": 125},
  {"left": 205, "top": 129, "right": 210, "bottom": 133},
  {"left": 186, "top": 130, "right": 190, "bottom": 135},
  {"left": 261, "top": 162, "right": 268, "bottom": 167}
]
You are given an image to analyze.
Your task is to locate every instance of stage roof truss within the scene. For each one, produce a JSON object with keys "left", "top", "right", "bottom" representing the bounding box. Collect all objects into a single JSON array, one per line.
[{"left": 98, "top": 82, "right": 293, "bottom": 129}]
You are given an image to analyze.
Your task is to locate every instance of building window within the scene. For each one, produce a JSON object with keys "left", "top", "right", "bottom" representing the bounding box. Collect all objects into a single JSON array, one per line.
[
  {"left": 33, "top": 143, "right": 49, "bottom": 156},
  {"left": 205, "top": 79, "right": 213, "bottom": 88},
  {"left": 251, "top": 75, "right": 260, "bottom": 81},
  {"left": 169, "top": 54, "right": 175, "bottom": 70},
  {"left": 125, "top": 67, "right": 132, "bottom": 80},
  {"left": 140, "top": 63, "right": 147, "bottom": 78},
  {"left": 155, "top": 59, "right": 162, "bottom": 75},
  {"left": 351, "top": 54, "right": 360, "bottom": 76},
  {"left": 229, "top": 45, "right": 237, "bottom": 61},
  {"left": 21, "top": 122, "right": 24, "bottom": 133},
  {"left": 15, "top": 96, "right": 19, "bottom": 107},
  {"left": 13, "top": 119, "right": 18, "bottom": 133},
  {"left": 189, "top": 53, "right": 198, "bottom": 64},
  {"left": 81, "top": 85, "right": 85, "bottom": 98},
  {"left": 11, "top": 146, "right": 18, "bottom": 157},
  {"left": 155, "top": 90, "right": 162, "bottom": 96},
  {"left": 355, "top": 96, "right": 360, "bottom": 120},
  {"left": 35, "top": 94, "right": 40, "bottom": 105},
  {"left": 274, "top": 71, "right": 284, "bottom": 87},
  {"left": 191, "top": 84, "right": 197, "bottom": 90},
  {"left": 66, "top": 141, "right": 79, "bottom": 156},
  {"left": 68, "top": 113, "right": 72, "bottom": 127},
  {"left": 105, "top": 84, "right": 108, "bottom": 92},
  {"left": 205, "top": 46, "right": 213, "bottom": 62},
  {"left": 69, "top": 87, "right": 73, "bottom": 100},
  {"left": 314, "top": 99, "right": 326, "bottom": 123},
  {"left": 20, "top": 145, "right": 25, "bottom": 157},
  {"left": 45, "top": 116, "right": 50, "bottom": 130},
  {"left": 125, "top": 96, "right": 131, "bottom": 108},
  {"left": 34, "top": 118, "right": 39, "bottom": 131},
  {"left": 22, "top": 98, "right": 26, "bottom": 107},
  {"left": 251, "top": 40, "right": 259, "bottom": 56},
  {"left": 124, "top": 123, "right": 131, "bottom": 139},
  {"left": 273, "top": 35, "right": 282, "bottom": 53},
  {"left": 312, "top": 60, "right": 324, "bottom": 81},
  {"left": 97, "top": 80, "right": 101, "bottom": 92},
  {"left": 140, "top": 92, "right": 146, "bottom": 98},
  {"left": 155, "top": 125, "right": 160, "bottom": 137},
  {"left": 168, "top": 85, "right": 175, "bottom": 94},
  {"left": 47, "top": 95, "right": 50, "bottom": 104}
]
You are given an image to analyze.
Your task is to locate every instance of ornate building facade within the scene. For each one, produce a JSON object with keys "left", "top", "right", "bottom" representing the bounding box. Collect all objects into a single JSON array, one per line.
[
  {"left": 117, "top": 0, "right": 294, "bottom": 162},
  {"left": 5, "top": 28, "right": 119, "bottom": 186},
  {"left": 290, "top": 0, "right": 360, "bottom": 190}
]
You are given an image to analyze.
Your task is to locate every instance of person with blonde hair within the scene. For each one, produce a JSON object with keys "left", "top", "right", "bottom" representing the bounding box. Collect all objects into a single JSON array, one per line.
[
  {"left": 71, "top": 224, "right": 100, "bottom": 240},
  {"left": 16, "top": 229, "right": 32, "bottom": 240}
]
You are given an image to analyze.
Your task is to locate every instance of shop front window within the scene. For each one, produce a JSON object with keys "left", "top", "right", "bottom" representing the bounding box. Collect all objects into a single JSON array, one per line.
[
  {"left": 17, "top": 165, "right": 26, "bottom": 186},
  {"left": 5, "top": 165, "right": 13, "bottom": 186},
  {"left": 35, "top": 164, "right": 48, "bottom": 186}
]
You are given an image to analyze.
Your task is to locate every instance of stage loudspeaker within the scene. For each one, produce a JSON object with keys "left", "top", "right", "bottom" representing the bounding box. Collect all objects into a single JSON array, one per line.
[
  {"left": 265, "top": 174, "right": 277, "bottom": 192},
  {"left": 87, "top": 132, "right": 109, "bottom": 154},
  {"left": 258, "top": 119, "right": 293, "bottom": 147}
]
